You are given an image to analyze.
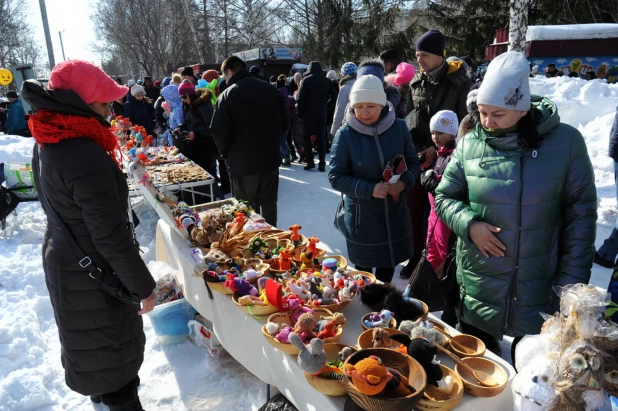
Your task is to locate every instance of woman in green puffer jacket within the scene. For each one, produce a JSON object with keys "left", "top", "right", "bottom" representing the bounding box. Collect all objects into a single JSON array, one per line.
[{"left": 434, "top": 51, "right": 597, "bottom": 360}]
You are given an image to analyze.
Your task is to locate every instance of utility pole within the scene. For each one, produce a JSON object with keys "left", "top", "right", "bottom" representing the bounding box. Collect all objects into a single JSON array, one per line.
[
  {"left": 38, "top": 0, "right": 56, "bottom": 69},
  {"left": 59, "top": 30, "right": 67, "bottom": 61}
]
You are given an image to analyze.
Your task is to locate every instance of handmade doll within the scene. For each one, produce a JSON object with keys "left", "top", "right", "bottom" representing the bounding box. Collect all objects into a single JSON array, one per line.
[
  {"left": 307, "top": 236, "right": 319, "bottom": 255},
  {"left": 364, "top": 310, "right": 394, "bottom": 329},
  {"left": 238, "top": 295, "right": 268, "bottom": 306},
  {"left": 289, "top": 224, "right": 302, "bottom": 245},
  {"left": 294, "top": 313, "right": 318, "bottom": 342}
]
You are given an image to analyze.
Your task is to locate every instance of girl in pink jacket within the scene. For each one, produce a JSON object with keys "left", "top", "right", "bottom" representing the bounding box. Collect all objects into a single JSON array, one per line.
[{"left": 420, "top": 111, "right": 458, "bottom": 276}]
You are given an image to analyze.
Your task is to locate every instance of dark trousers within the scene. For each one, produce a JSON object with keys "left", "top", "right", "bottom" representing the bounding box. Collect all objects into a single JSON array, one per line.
[
  {"left": 406, "top": 178, "right": 429, "bottom": 265},
  {"left": 230, "top": 169, "right": 279, "bottom": 226},
  {"left": 355, "top": 265, "right": 395, "bottom": 283},
  {"left": 190, "top": 138, "right": 223, "bottom": 200},
  {"left": 218, "top": 157, "right": 230, "bottom": 194},
  {"left": 303, "top": 117, "right": 327, "bottom": 164},
  {"left": 100, "top": 376, "right": 140, "bottom": 406}
]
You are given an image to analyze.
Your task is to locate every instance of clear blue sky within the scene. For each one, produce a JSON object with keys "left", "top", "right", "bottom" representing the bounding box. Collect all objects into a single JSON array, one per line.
[{"left": 24, "top": 0, "right": 100, "bottom": 68}]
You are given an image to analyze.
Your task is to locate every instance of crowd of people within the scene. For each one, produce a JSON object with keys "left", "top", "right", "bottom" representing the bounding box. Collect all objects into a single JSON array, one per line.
[{"left": 4, "top": 26, "right": 615, "bottom": 411}]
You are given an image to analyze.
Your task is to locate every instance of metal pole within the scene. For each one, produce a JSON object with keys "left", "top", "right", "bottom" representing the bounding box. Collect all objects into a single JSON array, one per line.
[
  {"left": 38, "top": 0, "right": 56, "bottom": 69},
  {"left": 58, "top": 31, "right": 66, "bottom": 61}
]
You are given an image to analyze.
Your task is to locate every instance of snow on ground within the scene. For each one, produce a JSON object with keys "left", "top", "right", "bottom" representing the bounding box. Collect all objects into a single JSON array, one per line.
[{"left": 0, "top": 76, "right": 617, "bottom": 410}]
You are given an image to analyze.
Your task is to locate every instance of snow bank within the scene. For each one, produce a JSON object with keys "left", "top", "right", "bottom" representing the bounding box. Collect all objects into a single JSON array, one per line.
[{"left": 527, "top": 23, "right": 618, "bottom": 42}]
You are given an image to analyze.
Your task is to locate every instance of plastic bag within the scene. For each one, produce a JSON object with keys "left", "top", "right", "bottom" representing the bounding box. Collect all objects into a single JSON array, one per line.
[
  {"left": 4, "top": 162, "right": 36, "bottom": 200},
  {"left": 558, "top": 284, "right": 611, "bottom": 317},
  {"left": 188, "top": 319, "right": 222, "bottom": 356}
]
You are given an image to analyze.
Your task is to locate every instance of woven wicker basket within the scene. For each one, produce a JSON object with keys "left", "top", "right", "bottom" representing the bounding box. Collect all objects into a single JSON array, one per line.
[
  {"left": 343, "top": 348, "right": 427, "bottom": 411},
  {"left": 415, "top": 365, "right": 464, "bottom": 410},
  {"left": 304, "top": 344, "right": 358, "bottom": 396},
  {"left": 232, "top": 293, "right": 279, "bottom": 317},
  {"left": 261, "top": 308, "right": 345, "bottom": 355}
]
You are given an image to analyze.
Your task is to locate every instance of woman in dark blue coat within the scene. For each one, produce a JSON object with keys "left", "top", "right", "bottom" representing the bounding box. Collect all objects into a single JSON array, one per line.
[{"left": 328, "top": 75, "right": 420, "bottom": 283}]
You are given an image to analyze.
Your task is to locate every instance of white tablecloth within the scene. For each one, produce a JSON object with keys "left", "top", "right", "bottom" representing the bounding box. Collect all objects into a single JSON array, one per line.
[{"left": 155, "top": 220, "right": 516, "bottom": 410}]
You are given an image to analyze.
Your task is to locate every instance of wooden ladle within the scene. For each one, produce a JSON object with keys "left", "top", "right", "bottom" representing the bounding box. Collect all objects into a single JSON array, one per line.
[
  {"left": 432, "top": 326, "right": 476, "bottom": 355},
  {"left": 434, "top": 343, "right": 499, "bottom": 387}
]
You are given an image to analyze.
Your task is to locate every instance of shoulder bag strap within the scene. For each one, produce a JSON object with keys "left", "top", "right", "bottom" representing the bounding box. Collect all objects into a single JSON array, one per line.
[{"left": 32, "top": 145, "right": 105, "bottom": 281}]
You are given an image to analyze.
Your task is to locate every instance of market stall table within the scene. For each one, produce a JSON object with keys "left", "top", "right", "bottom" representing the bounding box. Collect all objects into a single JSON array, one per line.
[{"left": 155, "top": 220, "right": 516, "bottom": 410}]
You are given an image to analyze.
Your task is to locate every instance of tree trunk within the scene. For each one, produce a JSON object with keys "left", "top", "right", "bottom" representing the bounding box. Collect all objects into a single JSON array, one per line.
[
  {"left": 223, "top": 0, "right": 229, "bottom": 57},
  {"left": 203, "top": 0, "right": 212, "bottom": 62},
  {"left": 508, "top": 0, "right": 529, "bottom": 52}
]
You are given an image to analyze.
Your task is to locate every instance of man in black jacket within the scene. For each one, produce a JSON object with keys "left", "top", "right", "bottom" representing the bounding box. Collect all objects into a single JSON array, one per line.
[
  {"left": 211, "top": 56, "right": 289, "bottom": 226},
  {"left": 297, "top": 61, "right": 337, "bottom": 171}
]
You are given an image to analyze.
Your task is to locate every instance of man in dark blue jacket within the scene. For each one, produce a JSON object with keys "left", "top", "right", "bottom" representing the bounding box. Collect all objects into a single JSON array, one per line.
[
  {"left": 211, "top": 56, "right": 289, "bottom": 226},
  {"left": 297, "top": 61, "right": 337, "bottom": 171},
  {"left": 596, "top": 106, "right": 618, "bottom": 268},
  {"left": 2, "top": 91, "right": 27, "bottom": 135}
]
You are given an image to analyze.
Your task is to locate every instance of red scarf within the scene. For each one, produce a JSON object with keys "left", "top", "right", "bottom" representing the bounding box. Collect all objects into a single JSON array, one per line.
[{"left": 29, "top": 110, "right": 121, "bottom": 167}]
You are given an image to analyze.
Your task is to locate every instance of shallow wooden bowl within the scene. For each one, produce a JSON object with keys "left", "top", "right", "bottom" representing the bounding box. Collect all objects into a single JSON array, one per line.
[
  {"left": 454, "top": 357, "right": 508, "bottom": 398},
  {"left": 343, "top": 348, "right": 427, "bottom": 411},
  {"left": 361, "top": 313, "right": 397, "bottom": 331},
  {"left": 416, "top": 364, "right": 464, "bottom": 410},
  {"left": 304, "top": 344, "right": 358, "bottom": 396},
  {"left": 261, "top": 308, "right": 344, "bottom": 355},
  {"left": 232, "top": 293, "right": 279, "bottom": 316},
  {"left": 292, "top": 246, "right": 327, "bottom": 264},
  {"left": 316, "top": 255, "right": 348, "bottom": 270},
  {"left": 261, "top": 231, "right": 308, "bottom": 247},
  {"left": 420, "top": 301, "right": 429, "bottom": 319},
  {"left": 449, "top": 334, "right": 486, "bottom": 358},
  {"left": 357, "top": 327, "right": 405, "bottom": 350}
]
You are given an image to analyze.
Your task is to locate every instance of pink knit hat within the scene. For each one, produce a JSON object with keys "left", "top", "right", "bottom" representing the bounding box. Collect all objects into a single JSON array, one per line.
[
  {"left": 385, "top": 62, "right": 416, "bottom": 86},
  {"left": 49, "top": 60, "right": 128, "bottom": 104},
  {"left": 178, "top": 80, "right": 196, "bottom": 96}
]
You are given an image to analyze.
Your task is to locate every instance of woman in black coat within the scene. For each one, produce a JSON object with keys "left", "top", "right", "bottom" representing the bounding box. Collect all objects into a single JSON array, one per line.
[{"left": 22, "top": 60, "right": 155, "bottom": 411}]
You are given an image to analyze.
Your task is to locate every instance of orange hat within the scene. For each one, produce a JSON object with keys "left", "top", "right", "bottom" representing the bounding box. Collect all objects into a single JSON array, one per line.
[{"left": 49, "top": 59, "right": 128, "bottom": 104}]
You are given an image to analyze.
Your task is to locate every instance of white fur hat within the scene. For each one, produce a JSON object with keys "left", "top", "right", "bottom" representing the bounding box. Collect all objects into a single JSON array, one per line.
[
  {"left": 349, "top": 75, "right": 386, "bottom": 107},
  {"left": 430, "top": 110, "right": 459, "bottom": 135},
  {"left": 477, "top": 51, "right": 531, "bottom": 111}
]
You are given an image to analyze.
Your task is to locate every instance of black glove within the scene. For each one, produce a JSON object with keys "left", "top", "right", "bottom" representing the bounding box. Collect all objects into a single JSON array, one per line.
[{"left": 420, "top": 170, "right": 439, "bottom": 194}]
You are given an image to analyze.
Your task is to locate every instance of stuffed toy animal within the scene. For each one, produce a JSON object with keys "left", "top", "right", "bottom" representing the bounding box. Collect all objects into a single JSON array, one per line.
[
  {"left": 313, "top": 294, "right": 340, "bottom": 306},
  {"left": 317, "top": 320, "right": 338, "bottom": 339},
  {"left": 512, "top": 357, "right": 558, "bottom": 411},
  {"left": 238, "top": 295, "right": 267, "bottom": 306},
  {"left": 225, "top": 274, "right": 257, "bottom": 296},
  {"left": 277, "top": 248, "right": 293, "bottom": 271},
  {"left": 300, "top": 251, "right": 315, "bottom": 270},
  {"left": 289, "top": 332, "right": 328, "bottom": 375},
  {"left": 307, "top": 277, "right": 322, "bottom": 297},
  {"left": 205, "top": 248, "right": 230, "bottom": 264},
  {"left": 288, "top": 296, "right": 314, "bottom": 325},
  {"left": 202, "top": 270, "right": 226, "bottom": 283},
  {"left": 294, "top": 313, "right": 318, "bottom": 342},
  {"left": 322, "top": 284, "right": 337, "bottom": 300},
  {"left": 390, "top": 335, "right": 454, "bottom": 394},
  {"left": 287, "top": 279, "right": 311, "bottom": 302},
  {"left": 289, "top": 224, "right": 302, "bottom": 245},
  {"left": 307, "top": 236, "right": 320, "bottom": 255},
  {"left": 243, "top": 268, "right": 260, "bottom": 281},
  {"left": 276, "top": 325, "right": 293, "bottom": 343},
  {"left": 364, "top": 309, "right": 394, "bottom": 329},
  {"left": 317, "top": 312, "right": 346, "bottom": 332},
  {"left": 398, "top": 319, "right": 447, "bottom": 346},
  {"left": 320, "top": 347, "right": 354, "bottom": 380},
  {"left": 322, "top": 258, "right": 338, "bottom": 272},
  {"left": 346, "top": 355, "right": 413, "bottom": 397},
  {"left": 339, "top": 284, "right": 358, "bottom": 302},
  {"left": 360, "top": 283, "right": 425, "bottom": 324},
  {"left": 371, "top": 328, "right": 395, "bottom": 348}
]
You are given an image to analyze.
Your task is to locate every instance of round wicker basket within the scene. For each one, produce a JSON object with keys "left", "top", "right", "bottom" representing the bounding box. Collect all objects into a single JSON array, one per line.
[
  {"left": 261, "top": 308, "right": 345, "bottom": 355},
  {"left": 343, "top": 348, "right": 427, "bottom": 411},
  {"left": 232, "top": 293, "right": 279, "bottom": 317}
]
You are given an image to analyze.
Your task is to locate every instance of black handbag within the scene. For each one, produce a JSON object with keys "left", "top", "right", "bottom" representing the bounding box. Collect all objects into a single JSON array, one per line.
[
  {"left": 33, "top": 145, "right": 141, "bottom": 305},
  {"left": 407, "top": 221, "right": 458, "bottom": 313}
]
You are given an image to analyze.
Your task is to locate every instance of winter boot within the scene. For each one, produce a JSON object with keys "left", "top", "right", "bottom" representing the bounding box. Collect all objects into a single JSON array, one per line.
[
  {"left": 318, "top": 162, "right": 326, "bottom": 172},
  {"left": 282, "top": 158, "right": 292, "bottom": 166},
  {"left": 90, "top": 395, "right": 102, "bottom": 403},
  {"left": 304, "top": 162, "right": 315, "bottom": 171}
]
